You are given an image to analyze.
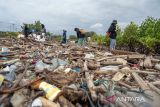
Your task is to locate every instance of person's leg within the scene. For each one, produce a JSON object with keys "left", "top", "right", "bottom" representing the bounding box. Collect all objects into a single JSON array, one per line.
[
  {"left": 61, "top": 37, "right": 64, "bottom": 44},
  {"left": 75, "top": 37, "right": 79, "bottom": 44},
  {"left": 113, "top": 39, "right": 116, "bottom": 50},
  {"left": 78, "top": 38, "right": 85, "bottom": 46},
  {"left": 110, "top": 38, "right": 113, "bottom": 51},
  {"left": 64, "top": 35, "right": 66, "bottom": 43},
  {"left": 81, "top": 38, "right": 85, "bottom": 46},
  {"left": 78, "top": 38, "right": 81, "bottom": 46}
]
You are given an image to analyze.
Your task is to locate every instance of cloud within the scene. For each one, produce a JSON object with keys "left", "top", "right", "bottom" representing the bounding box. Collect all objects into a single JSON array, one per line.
[
  {"left": 0, "top": 0, "right": 160, "bottom": 34},
  {"left": 90, "top": 23, "right": 103, "bottom": 29}
]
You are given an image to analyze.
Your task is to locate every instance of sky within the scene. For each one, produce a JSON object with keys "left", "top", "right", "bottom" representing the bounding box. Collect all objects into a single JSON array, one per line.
[{"left": 0, "top": 0, "right": 160, "bottom": 35}]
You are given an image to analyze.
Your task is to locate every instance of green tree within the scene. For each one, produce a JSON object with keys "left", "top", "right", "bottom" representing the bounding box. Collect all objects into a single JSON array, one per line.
[
  {"left": 116, "top": 25, "right": 123, "bottom": 48},
  {"left": 138, "top": 17, "right": 160, "bottom": 53},
  {"left": 35, "top": 21, "right": 42, "bottom": 32},
  {"left": 69, "top": 35, "right": 76, "bottom": 41},
  {"left": 123, "top": 22, "right": 139, "bottom": 51},
  {"left": 139, "top": 17, "right": 157, "bottom": 37}
]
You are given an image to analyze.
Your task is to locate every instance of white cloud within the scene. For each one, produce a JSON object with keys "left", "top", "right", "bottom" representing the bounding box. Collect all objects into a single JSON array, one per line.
[{"left": 90, "top": 23, "right": 103, "bottom": 29}]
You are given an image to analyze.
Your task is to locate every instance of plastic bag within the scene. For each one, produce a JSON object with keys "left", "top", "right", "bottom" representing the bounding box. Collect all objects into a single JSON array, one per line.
[
  {"left": 5, "top": 65, "right": 17, "bottom": 81},
  {"left": 35, "top": 60, "right": 45, "bottom": 71}
]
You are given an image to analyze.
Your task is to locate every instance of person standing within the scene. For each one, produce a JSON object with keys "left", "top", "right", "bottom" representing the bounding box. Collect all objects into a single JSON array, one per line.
[
  {"left": 106, "top": 20, "right": 118, "bottom": 51},
  {"left": 61, "top": 29, "right": 67, "bottom": 44},
  {"left": 24, "top": 24, "right": 29, "bottom": 38},
  {"left": 41, "top": 24, "right": 46, "bottom": 36}
]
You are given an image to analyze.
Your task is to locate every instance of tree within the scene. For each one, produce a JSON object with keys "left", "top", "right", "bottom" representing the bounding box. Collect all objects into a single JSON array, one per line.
[
  {"left": 138, "top": 17, "right": 160, "bottom": 53},
  {"left": 123, "top": 22, "right": 139, "bottom": 51},
  {"left": 69, "top": 35, "right": 76, "bottom": 40},
  {"left": 115, "top": 25, "right": 123, "bottom": 48},
  {"left": 35, "top": 21, "right": 42, "bottom": 32},
  {"left": 139, "top": 17, "right": 157, "bottom": 38}
]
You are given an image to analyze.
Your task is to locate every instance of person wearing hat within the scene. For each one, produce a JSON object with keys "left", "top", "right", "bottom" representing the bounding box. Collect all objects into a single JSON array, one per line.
[{"left": 106, "top": 20, "right": 118, "bottom": 51}]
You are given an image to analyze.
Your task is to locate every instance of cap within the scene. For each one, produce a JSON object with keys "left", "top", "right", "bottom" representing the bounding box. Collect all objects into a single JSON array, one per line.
[{"left": 113, "top": 20, "right": 117, "bottom": 24}]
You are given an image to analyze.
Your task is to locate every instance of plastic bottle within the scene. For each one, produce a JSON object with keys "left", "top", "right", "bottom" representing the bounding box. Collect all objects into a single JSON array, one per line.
[{"left": 32, "top": 81, "right": 62, "bottom": 101}]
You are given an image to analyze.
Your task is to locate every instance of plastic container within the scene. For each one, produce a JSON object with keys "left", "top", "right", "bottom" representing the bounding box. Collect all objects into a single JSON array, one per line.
[
  {"left": 32, "top": 81, "right": 62, "bottom": 101},
  {"left": 1, "top": 47, "right": 9, "bottom": 55},
  {"left": 2, "top": 47, "right": 8, "bottom": 52}
]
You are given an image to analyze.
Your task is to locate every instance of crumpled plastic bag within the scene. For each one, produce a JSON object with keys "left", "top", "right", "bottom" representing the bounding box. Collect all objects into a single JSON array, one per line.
[
  {"left": 35, "top": 59, "right": 68, "bottom": 72},
  {"left": 35, "top": 60, "right": 53, "bottom": 71},
  {"left": 51, "top": 58, "right": 68, "bottom": 66},
  {"left": 5, "top": 65, "right": 17, "bottom": 81}
]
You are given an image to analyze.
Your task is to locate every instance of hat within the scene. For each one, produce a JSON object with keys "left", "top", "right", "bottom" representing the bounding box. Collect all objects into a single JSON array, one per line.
[
  {"left": 113, "top": 20, "right": 117, "bottom": 24},
  {"left": 74, "top": 28, "right": 79, "bottom": 31}
]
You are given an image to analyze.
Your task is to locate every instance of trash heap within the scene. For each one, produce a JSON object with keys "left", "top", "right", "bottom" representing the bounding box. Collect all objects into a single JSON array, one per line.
[{"left": 0, "top": 38, "right": 160, "bottom": 107}]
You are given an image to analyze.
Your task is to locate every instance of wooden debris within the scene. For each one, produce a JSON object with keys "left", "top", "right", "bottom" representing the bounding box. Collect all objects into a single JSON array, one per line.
[
  {"left": 151, "top": 58, "right": 160, "bottom": 63},
  {"left": 58, "top": 96, "right": 75, "bottom": 107},
  {"left": 111, "top": 50, "right": 138, "bottom": 55},
  {"left": 132, "top": 72, "right": 160, "bottom": 106},
  {"left": 39, "top": 97, "right": 61, "bottom": 107},
  {"left": 132, "top": 72, "right": 150, "bottom": 90},
  {"left": 101, "top": 61, "right": 123, "bottom": 66},
  {"left": 134, "top": 70, "right": 160, "bottom": 75},
  {"left": 148, "top": 83, "right": 160, "bottom": 95},
  {"left": 144, "top": 56, "right": 153, "bottom": 68},
  {"left": 127, "top": 54, "right": 145, "bottom": 59},
  {"left": 155, "top": 64, "right": 160, "bottom": 71},
  {"left": 116, "top": 58, "right": 127, "bottom": 65},
  {"left": 85, "top": 72, "right": 97, "bottom": 101},
  {"left": 117, "top": 81, "right": 132, "bottom": 89},
  {"left": 151, "top": 81, "right": 160, "bottom": 85},
  {"left": 112, "top": 55, "right": 128, "bottom": 59}
]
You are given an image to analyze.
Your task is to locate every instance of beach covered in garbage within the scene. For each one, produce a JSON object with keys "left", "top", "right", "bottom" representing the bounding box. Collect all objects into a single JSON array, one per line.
[{"left": 0, "top": 37, "right": 160, "bottom": 107}]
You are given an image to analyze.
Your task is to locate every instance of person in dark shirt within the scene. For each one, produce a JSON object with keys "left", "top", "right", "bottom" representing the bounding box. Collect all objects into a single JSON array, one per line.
[
  {"left": 106, "top": 20, "right": 117, "bottom": 51},
  {"left": 74, "top": 28, "right": 85, "bottom": 46},
  {"left": 24, "top": 24, "right": 29, "bottom": 38},
  {"left": 74, "top": 28, "right": 80, "bottom": 43},
  {"left": 61, "top": 29, "right": 67, "bottom": 44},
  {"left": 41, "top": 24, "right": 46, "bottom": 33}
]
